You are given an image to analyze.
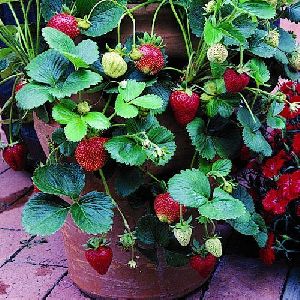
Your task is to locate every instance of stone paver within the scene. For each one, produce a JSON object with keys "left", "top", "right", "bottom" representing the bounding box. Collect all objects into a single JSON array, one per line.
[
  {"left": 0, "top": 205, "right": 24, "bottom": 230},
  {"left": 0, "top": 168, "right": 32, "bottom": 205},
  {"left": 0, "top": 230, "right": 31, "bottom": 267},
  {"left": 203, "top": 255, "right": 288, "bottom": 300},
  {"left": 47, "top": 275, "right": 90, "bottom": 300},
  {"left": 15, "top": 232, "right": 68, "bottom": 267},
  {"left": 0, "top": 262, "right": 67, "bottom": 299}
]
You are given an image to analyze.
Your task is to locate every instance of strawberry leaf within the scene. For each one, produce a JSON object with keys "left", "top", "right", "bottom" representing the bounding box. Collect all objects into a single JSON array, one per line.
[
  {"left": 118, "top": 80, "right": 146, "bottom": 102},
  {"left": 81, "top": 112, "right": 111, "bottom": 130},
  {"left": 64, "top": 117, "right": 87, "bottom": 142},
  {"left": 168, "top": 169, "right": 210, "bottom": 208},
  {"left": 209, "top": 159, "right": 232, "bottom": 177},
  {"left": 33, "top": 163, "right": 85, "bottom": 199},
  {"left": 70, "top": 191, "right": 114, "bottom": 234},
  {"left": 131, "top": 94, "right": 163, "bottom": 110},
  {"left": 22, "top": 193, "right": 70, "bottom": 236},
  {"left": 115, "top": 95, "right": 139, "bottom": 118},
  {"left": 199, "top": 188, "right": 246, "bottom": 220}
]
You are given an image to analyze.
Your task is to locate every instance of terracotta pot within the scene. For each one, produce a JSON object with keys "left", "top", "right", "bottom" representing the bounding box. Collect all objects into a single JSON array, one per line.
[{"left": 33, "top": 114, "right": 231, "bottom": 299}]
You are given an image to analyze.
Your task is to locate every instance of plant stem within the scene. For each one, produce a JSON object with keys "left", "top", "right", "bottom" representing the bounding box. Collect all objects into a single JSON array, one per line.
[
  {"left": 169, "top": 0, "right": 191, "bottom": 58},
  {"left": 190, "top": 151, "right": 197, "bottom": 169},
  {"left": 35, "top": 0, "right": 41, "bottom": 54},
  {"left": 239, "top": 93, "right": 256, "bottom": 122},
  {"left": 150, "top": 0, "right": 166, "bottom": 36},
  {"left": 129, "top": 0, "right": 158, "bottom": 13}
]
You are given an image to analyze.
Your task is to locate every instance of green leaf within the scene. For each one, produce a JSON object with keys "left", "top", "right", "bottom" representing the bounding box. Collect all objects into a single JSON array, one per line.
[
  {"left": 136, "top": 214, "right": 169, "bottom": 247},
  {"left": 64, "top": 117, "right": 87, "bottom": 142},
  {"left": 50, "top": 70, "right": 102, "bottom": 98},
  {"left": 210, "top": 159, "right": 232, "bottom": 177},
  {"left": 115, "top": 95, "right": 139, "bottom": 118},
  {"left": 188, "top": 0, "right": 206, "bottom": 37},
  {"left": 219, "top": 21, "right": 246, "bottom": 44},
  {"left": 42, "top": 27, "right": 75, "bottom": 53},
  {"left": 115, "top": 167, "right": 144, "bottom": 197},
  {"left": 52, "top": 103, "right": 78, "bottom": 124},
  {"left": 82, "top": 112, "right": 111, "bottom": 130},
  {"left": 238, "top": 0, "right": 276, "bottom": 19},
  {"left": 206, "top": 98, "right": 234, "bottom": 118},
  {"left": 84, "top": 0, "right": 126, "bottom": 37},
  {"left": 232, "top": 185, "right": 255, "bottom": 213},
  {"left": 237, "top": 107, "right": 261, "bottom": 131},
  {"left": 131, "top": 94, "right": 163, "bottom": 109},
  {"left": 70, "top": 39, "right": 99, "bottom": 66},
  {"left": 22, "top": 193, "right": 70, "bottom": 236},
  {"left": 40, "top": 0, "right": 63, "bottom": 21},
  {"left": 288, "top": 1, "right": 300, "bottom": 23},
  {"left": 16, "top": 83, "right": 54, "bottom": 110},
  {"left": 33, "top": 163, "right": 85, "bottom": 199},
  {"left": 165, "top": 250, "right": 189, "bottom": 267},
  {"left": 146, "top": 126, "right": 176, "bottom": 166},
  {"left": 247, "top": 58, "right": 270, "bottom": 85},
  {"left": 168, "top": 169, "right": 210, "bottom": 208},
  {"left": 242, "top": 127, "right": 272, "bottom": 157},
  {"left": 267, "top": 101, "right": 285, "bottom": 130},
  {"left": 52, "top": 128, "right": 78, "bottom": 157},
  {"left": 278, "top": 28, "right": 296, "bottom": 54},
  {"left": 228, "top": 211, "right": 260, "bottom": 235},
  {"left": 70, "top": 191, "right": 114, "bottom": 234},
  {"left": 105, "top": 136, "right": 147, "bottom": 166},
  {"left": 204, "top": 19, "right": 223, "bottom": 45},
  {"left": 118, "top": 80, "right": 146, "bottom": 101},
  {"left": 25, "top": 50, "right": 70, "bottom": 85},
  {"left": 199, "top": 188, "right": 246, "bottom": 220}
]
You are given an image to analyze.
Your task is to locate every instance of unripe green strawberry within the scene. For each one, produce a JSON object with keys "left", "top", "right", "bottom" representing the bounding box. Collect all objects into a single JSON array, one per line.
[
  {"left": 265, "top": 29, "right": 280, "bottom": 48},
  {"left": 207, "top": 43, "right": 228, "bottom": 64},
  {"left": 119, "top": 230, "right": 136, "bottom": 250},
  {"left": 102, "top": 52, "right": 127, "bottom": 78},
  {"left": 77, "top": 16, "right": 91, "bottom": 30},
  {"left": 205, "top": 237, "right": 222, "bottom": 258},
  {"left": 77, "top": 101, "right": 90, "bottom": 114},
  {"left": 223, "top": 181, "right": 233, "bottom": 193},
  {"left": 130, "top": 47, "right": 143, "bottom": 61},
  {"left": 267, "top": 0, "right": 277, "bottom": 6},
  {"left": 290, "top": 49, "right": 300, "bottom": 71},
  {"left": 173, "top": 221, "right": 192, "bottom": 247}
]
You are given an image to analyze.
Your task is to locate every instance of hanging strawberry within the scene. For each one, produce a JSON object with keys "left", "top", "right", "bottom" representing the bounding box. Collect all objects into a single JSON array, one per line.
[
  {"left": 47, "top": 13, "right": 80, "bottom": 39},
  {"left": 170, "top": 89, "right": 200, "bottom": 126},
  {"left": 2, "top": 143, "right": 27, "bottom": 171},
  {"left": 135, "top": 33, "right": 165, "bottom": 75},
  {"left": 84, "top": 237, "right": 113, "bottom": 275},
  {"left": 224, "top": 68, "right": 250, "bottom": 93}
]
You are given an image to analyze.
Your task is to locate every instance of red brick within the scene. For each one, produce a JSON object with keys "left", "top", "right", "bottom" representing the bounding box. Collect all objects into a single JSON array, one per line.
[
  {"left": 204, "top": 255, "right": 288, "bottom": 300},
  {"left": 0, "top": 230, "right": 31, "bottom": 266},
  {"left": 47, "top": 275, "right": 90, "bottom": 300},
  {"left": 0, "top": 262, "right": 66, "bottom": 299},
  {"left": 0, "top": 206, "right": 24, "bottom": 230},
  {"left": 0, "top": 168, "right": 32, "bottom": 205},
  {"left": 15, "top": 232, "right": 68, "bottom": 267}
]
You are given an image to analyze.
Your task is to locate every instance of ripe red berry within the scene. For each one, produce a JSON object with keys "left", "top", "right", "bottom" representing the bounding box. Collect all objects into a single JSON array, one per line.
[
  {"left": 75, "top": 137, "right": 109, "bottom": 172},
  {"left": 154, "top": 192, "right": 186, "bottom": 224},
  {"left": 15, "top": 79, "right": 27, "bottom": 92},
  {"left": 47, "top": 13, "right": 80, "bottom": 39},
  {"left": 224, "top": 68, "right": 250, "bottom": 93},
  {"left": 170, "top": 90, "right": 200, "bottom": 126},
  {"left": 2, "top": 143, "right": 27, "bottom": 171},
  {"left": 190, "top": 254, "right": 217, "bottom": 277},
  {"left": 135, "top": 44, "right": 165, "bottom": 75},
  {"left": 85, "top": 246, "right": 113, "bottom": 275}
]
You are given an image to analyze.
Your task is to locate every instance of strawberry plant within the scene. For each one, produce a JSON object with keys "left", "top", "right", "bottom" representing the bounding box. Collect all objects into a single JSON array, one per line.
[{"left": 0, "top": 0, "right": 299, "bottom": 288}]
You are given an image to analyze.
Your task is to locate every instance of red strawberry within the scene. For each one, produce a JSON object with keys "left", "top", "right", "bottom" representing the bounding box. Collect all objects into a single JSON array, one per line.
[
  {"left": 190, "top": 254, "right": 217, "bottom": 277},
  {"left": 224, "top": 68, "right": 250, "bottom": 93},
  {"left": 154, "top": 192, "right": 186, "bottom": 224},
  {"left": 135, "top": 44, "right": 164, "bottom": 75},
  {"left": 2, "top": 143, "right": 27, "bottom": 171},
  {"left": 170, "top": 90, "right": 200, "bottom": 126},
  {"left": 75, "top": 137, "right": 109, "bottom": 172},
  {"left": 15, "top": 79, "right": 27, "bottom": 92},
  {"left": 84, "top": 238, "right": 113, "bottom": 275},
  {"left": 259, "top": 233, "right": 276, "bottom": 265},
  {"left": 33, "top": 185, "right": 41, "bottom": 193},
  {"left": 47, "top": 13, "right": 80, "bottom": 39}
]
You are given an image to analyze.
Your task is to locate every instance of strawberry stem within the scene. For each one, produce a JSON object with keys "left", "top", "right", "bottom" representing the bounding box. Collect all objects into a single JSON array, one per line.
[{"left": 150, "top": 0, "right": 167, "bottom": 37}]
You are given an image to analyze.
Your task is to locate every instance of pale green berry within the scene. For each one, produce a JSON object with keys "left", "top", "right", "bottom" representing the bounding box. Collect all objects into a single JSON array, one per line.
[
  {"left": 77, "top": 101, "right": 90, "bottom": 114},
  {"left": 207, "top": 43, "right": 228, "bottom": 64},
  {"left": 102, "top": 52, "right": 127, "bottom": 78},
  {"left": 265, "top": 29, "right": 280, "bottom": 48}
]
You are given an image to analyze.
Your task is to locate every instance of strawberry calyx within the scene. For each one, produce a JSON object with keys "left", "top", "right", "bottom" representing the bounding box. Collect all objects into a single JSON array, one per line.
[
  {"left": 190, "top": 239, "right": 208, "bottom": 257},
  {"left": 84, "top": 237, "right": 109, "bottom": 250},
  {"left": 138, "top": 32, "right": 164, "bottom": 48},
  {"left": 106, "top": 43, "right": 127, "bottom": 57},
  {"left": 77, "top": 15, "right": 91, "bottom": 30}
]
